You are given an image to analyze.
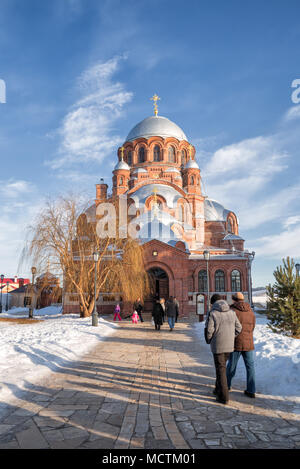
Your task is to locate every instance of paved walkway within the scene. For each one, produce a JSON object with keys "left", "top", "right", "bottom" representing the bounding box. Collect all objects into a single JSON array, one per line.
[{"left": 0, "top": 320, "right": 300, "bottom": 449}]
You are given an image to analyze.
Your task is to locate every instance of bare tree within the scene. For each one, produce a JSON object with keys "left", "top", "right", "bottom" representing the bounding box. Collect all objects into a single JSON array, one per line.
[{"left": 22, "top": 194, "right": 150, "bottom": 318}]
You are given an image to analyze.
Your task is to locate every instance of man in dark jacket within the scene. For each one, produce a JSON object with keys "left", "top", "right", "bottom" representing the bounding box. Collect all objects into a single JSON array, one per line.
[
  {"left": 206, "top": 298, "right": 242, "bottom": 404},
  {"left": 166, "top": 296, "right": 178, "bottom": 331},
  {"left": 152, "top": 299, "right": 164, "bottom": 331},
  {"left": 133, "top": 298, "right": 144, "bottom": 323},
  {"left": 226, "top": 292, "right": 256, "bottom": 398}
]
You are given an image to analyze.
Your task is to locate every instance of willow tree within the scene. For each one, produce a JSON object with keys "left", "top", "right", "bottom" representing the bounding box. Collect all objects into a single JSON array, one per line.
[{"left": 22, "top": 194, "right": 150, "bottom": 317}]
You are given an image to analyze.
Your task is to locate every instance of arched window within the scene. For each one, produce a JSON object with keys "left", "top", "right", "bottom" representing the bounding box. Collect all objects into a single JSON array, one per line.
[
  {"left": 153, "top": 145, "right": 160, "bottom": 162},
  {"left": 231, "top": 270, "right": 241, "bottom": 292},
  {"left": 168, "top": 146, "right": 175, "bottom": 163},
  {"left": 138, "top": 146, "right": 145, "bottom": 163},
  {"left": 227, "top": 218, "right": 234, "bottom": 233},
  {"left": 127, "top": 151, "right": 132, "bottom": 166},
  {"left": 119, "top": 176, "right": 124, "bottom": 186},
  {"left": 215, "top": 270, "right": 225, "bottom": 292},
  {"left": 198, "top": 270, "right": 207, "bottom": 292},
  {"left": 190, "top": 175, "right": 195, "bottom": 185},
  {"left": 181, "top": 149, "right": 186, "bottom": 165}
]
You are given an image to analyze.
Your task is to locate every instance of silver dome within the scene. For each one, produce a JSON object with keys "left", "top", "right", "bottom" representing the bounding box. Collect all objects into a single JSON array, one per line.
[
  {"left": 126, "top": 115, "right": 187, "bottom": 142},
  {"left": 114, "top": 159, "right": 130, "bottom": 171},
  {"left": 185, "top": 159, "right": 199, "bottom": 169},
  {"left": 204, "top": 199, "right": 230, "bottom": 222},
  {"left": 129, "top": 183, "right": 183, "bottom": 209}
]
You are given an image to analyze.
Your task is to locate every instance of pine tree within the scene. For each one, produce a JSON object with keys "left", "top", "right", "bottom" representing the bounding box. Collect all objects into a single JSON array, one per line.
[{"left": 266, "top": 257, "right": 300, "bottom": 337}]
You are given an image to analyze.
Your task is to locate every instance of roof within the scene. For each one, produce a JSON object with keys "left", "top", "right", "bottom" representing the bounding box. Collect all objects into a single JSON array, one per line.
[
  {"left": 10, "top": 285, "right": 28, "bottom": 294},
  {"left": 129, "top": 183, "right": 183, "bottom": 208},
  {"left": 128, "top": 210, "right": 193, "bottom": 245},
  {"left": 204, "top": 198, "right": 231, "bottom": 222},
  {"left": 165, "top": 167, "right": 181, "bottom": 174},
  {"left": 132, "top": 167, "right": 148, "bottom": 174},
  {"left": 126, "top": 115, "right": 187, "bottom": 142},
  {"left": 185, "top": 159, "right": 199, "bottom": 169},
  {"left": 223, "top": 233, "right": 245, "bottom": 241},
  {"left": 114, "top": 159, "right": 130, "bottom": 171}
]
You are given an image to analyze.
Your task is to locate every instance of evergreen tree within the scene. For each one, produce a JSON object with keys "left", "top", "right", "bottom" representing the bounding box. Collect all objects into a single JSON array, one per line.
[{"left": 266, "top": 257, "right": 300, "bottom": 337}]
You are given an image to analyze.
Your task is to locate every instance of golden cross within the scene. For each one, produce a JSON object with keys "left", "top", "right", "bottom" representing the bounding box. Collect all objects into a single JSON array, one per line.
[
  {"left": 150, "top": 94, "right": 161, "bottom": 116},
  {"left": 120, "top": 146, "right": 124, "bottom": 159}
]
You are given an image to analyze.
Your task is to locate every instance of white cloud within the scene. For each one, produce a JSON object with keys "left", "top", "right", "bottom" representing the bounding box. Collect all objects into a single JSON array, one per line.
[
  {"left": 283, "top": 215, "right": 300, "bottom": 229},
  {"left": 283, "top": 105, "right": 300, "bottom": 122},
  {"left": 238, "top": 183, "right": 300, "bottom": 229},
  {"left": 203, "top": 135, "right": 287, "bottom": 178},
  {"left": 48, "top": 55, "right": 133, "bottom": 170},
  {"left": 201, "top": 132, "right": 299, "bottom": 230},
  {"left": 0, "top": 179, "right": 34, "bottom": 198},
  {"left": 250, "top": 224, "right": 300, "bottom": 258}
]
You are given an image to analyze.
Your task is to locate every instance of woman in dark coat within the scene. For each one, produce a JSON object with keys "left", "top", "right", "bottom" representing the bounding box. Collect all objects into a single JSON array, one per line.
[
  {"left": 152, "top": 299, "right": 164, "bottom": 331},
  {"left": 226, "top": 292, "right": 256, "bottom": 398}
]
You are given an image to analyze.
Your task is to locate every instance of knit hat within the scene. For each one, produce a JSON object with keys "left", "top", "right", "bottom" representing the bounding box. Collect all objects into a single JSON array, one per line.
[{"left": 232, "top": 292, "right": 244, "bottom": 301}]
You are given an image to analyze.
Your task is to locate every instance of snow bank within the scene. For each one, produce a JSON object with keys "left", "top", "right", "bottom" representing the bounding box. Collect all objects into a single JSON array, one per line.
[
  {"left": 195, "top": 314, "right": 300, "bottom": 402},
  {"left": 252, "top": 289, "right": 267, "bottom": 308},
  {"left": 0, "top": 306, "right": 118, "bottom": 405},
  {"left": 253, "top": 314, "right": 300, "bottom": 400}
]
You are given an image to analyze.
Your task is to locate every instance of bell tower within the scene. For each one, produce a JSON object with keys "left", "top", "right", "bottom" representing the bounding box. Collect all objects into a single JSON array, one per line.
[{"left": 112, "top": 146, "right": 130, "bottom": 196}]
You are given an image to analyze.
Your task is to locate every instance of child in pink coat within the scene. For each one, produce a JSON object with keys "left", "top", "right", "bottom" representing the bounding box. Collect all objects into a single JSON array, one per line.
[
  {"left": 132, "top": 310, "right": 139, "bottom": 324},
  {"left": 113, "top": 304, "right": 122, "bottom": 321}
]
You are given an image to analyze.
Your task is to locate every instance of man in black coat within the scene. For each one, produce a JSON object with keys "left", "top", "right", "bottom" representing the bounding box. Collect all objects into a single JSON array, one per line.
[
  {"left": 152, "top": 299, "right": 164, "bottom": 330},
  {"left": 133, "top": 298, "right": 144, "bottom": 323}
]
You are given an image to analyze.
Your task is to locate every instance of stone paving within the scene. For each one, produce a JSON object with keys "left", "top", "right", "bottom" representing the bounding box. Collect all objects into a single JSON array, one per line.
[{"left": 0, "top": 319, "right": 300, "bottom": 449}]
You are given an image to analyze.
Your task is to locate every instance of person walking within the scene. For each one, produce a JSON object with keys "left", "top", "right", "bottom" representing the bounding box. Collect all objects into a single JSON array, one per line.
[
  {"left": 133, "top": 298, "right": 144, "bottom": 322},
  {"left": 113, "top": 303, "right": 122, "bottom": 321},
  {"left": 226, "top": 292, "right": 256, "bottom": 398},
  {"left": 152, "top": 299, "right": 164, "bottom": 331},
  {"left": 204, "top": 294, "right": 222, "bottom": 344},
  {"left": 132, "top": 309, "right": 139, "bottom": 324},
  {"left": 166, "top": 296, "right": 178, "bottom": 331},
  {"left": 206, "top": 298, "right": 242, "bottom": 404},
  {"left": 174, "top": 297, "right": 180, "bottom": 322},
  {"left": 160, "top": 298, "right": 166, "bottom": 322}
]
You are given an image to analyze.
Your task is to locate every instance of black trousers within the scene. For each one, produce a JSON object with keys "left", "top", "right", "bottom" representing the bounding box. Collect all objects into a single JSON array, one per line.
[
  {"left": 213, "top": 353, "right": 230, "bottom": 403},
  {"left": 138, "top": 311, "right": 144, "bottom": 322}
]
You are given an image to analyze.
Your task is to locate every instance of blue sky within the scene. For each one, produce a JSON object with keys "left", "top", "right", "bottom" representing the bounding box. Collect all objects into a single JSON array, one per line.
[{"left": 1, "top": 0, "right": 300, "bottom": 287}]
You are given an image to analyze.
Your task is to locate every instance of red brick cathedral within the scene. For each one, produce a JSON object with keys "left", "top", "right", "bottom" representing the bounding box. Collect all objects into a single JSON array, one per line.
[{"left": 65, "top": 97, "right": 254, "bottom": 318}]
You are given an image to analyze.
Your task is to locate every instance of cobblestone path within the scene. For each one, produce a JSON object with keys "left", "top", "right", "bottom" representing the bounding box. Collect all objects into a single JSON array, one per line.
[{"left": 0, "top": 320, "right": 299, "bottom": 449}]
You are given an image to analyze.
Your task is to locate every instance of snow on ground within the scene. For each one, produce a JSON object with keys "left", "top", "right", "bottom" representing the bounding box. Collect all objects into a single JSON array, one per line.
[
  {"left": 1, "top": 304, "right": 299, "bottom": 408},
  {"left": 195, "top": 313, "right": 300, "bottom": 403},
  {"left": 252, "top": 289, "right": 267, "bottom": 309},
  {"left": 0, "top": 306, "right": 119, "bottom": 405}
]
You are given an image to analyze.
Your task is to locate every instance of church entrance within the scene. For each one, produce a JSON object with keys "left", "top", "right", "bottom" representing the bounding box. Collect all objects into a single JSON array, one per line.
[{"left": 144, "top": 267, "right": 169, "bottom": 313}]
